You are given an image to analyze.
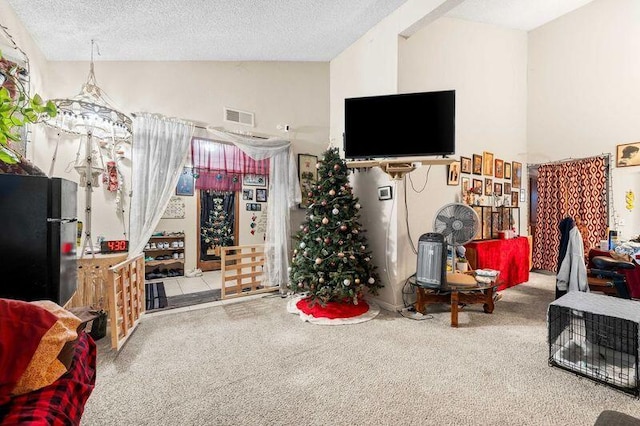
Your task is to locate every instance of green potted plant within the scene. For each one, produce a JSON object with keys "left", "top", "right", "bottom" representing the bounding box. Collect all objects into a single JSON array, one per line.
[{"left": 0, "top": 51, "right": 57, "bottom": 164}]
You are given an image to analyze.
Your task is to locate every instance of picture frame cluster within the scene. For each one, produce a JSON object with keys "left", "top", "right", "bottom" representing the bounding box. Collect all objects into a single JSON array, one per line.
[{"left": 458, "top": 152, "right": 524, "bottom": 208}]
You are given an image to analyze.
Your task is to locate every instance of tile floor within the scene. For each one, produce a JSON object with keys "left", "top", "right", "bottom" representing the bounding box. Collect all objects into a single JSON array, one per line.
[{"left": 146, "top": 270, "right": 221, "bottom": 297}]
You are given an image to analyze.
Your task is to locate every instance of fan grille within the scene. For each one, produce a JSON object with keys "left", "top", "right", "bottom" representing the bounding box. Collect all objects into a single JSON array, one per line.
[{"left": 433, "top": 203, "right": 480, "bottom": 246}]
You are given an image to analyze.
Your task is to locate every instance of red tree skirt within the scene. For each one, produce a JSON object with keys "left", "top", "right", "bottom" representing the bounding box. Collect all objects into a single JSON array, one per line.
[
  {"left": 296, "top": 297, "right": 369, "bottom": 319},
  {"left": 288, "top": 296, "right": 380, "bottom": 325}
]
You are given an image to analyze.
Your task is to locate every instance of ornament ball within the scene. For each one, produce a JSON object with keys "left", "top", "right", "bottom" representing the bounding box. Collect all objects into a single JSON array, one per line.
[
  {"left": 329, "top": 189, "right": 336, "bottom": 196},
  {"left": 340, "top": 225, "right": 347, "bottom": 231},
  {"left": 315, "top": 258, "right": 322, "bottom": 265},
  {"left": 343, "top": 279, "right": 351, "bottom": 286},
  {"left": 368, "top": 277, "right": 375, "bottom": 284},
  {"left": 332, "top": 208, "right": 339, "bottom": 215},
  {"left": 355, "top": 278, "right": 360, "bottom": 284},
  {"left": 338, "top": 252, "right": 344, "bottom": 258},
  {"left": 322, "top": 217, "right": 329, "bottom": 224}
]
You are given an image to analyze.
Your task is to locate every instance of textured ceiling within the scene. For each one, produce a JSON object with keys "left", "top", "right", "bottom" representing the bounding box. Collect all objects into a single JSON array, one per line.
[{"left": 5, "top": 0, "right": 595, "bottom": 62}]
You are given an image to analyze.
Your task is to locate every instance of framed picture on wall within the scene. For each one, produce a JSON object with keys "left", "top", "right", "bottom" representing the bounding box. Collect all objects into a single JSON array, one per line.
[
  {"left": 447, "top": 161, "right": 460, "bottom": 186},
  {"left": 460, "top": 156, "right": 472, "bottom": 174},
  {"left": 242, "top": 189, "right": 253, "bottom": 200},
  {"left": 504, "top": 162, "right": 512, "bottom": 179},
  {"left": 256, "top": 188, "right": 267, "bottom": 202},
  {"left": 616, "top": 142, "right": 640, "bottom": 167},
  {"left": 494, "top": 159, "right": 504, "bottom": 179},
  {"left": 494, "top": 182, "right": 503, "bottom": 196},
  {"left": 243, "top": 174, "right": 267, "bottom": 186},
  {"left": 176, "top": 167, "right": 194, "bottom": 196},
  {"left": 484, "top": 178, "right": 493, "bottom": 196},
  {"left": 483, "top": 152, "right": 494, "bottom": 176},
  {"left": 511, "top": 191, "right": 519, "bottom": 207},
  {"left": 472, "top": 154, "right": 483, "bottom": 175},
  {"left": 512, "top": 161, "right": 522, "bottom": 189}
]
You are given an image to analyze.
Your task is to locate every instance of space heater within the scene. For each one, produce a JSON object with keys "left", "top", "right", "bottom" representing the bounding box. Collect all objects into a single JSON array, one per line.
[{"left": 416, "top": 233, "right": 447, "bottom": 289}]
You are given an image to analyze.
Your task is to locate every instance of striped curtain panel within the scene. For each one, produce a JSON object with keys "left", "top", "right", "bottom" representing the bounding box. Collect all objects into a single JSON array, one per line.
[{"left": 532, "top": 156, "right": 608, "bottom": 272}]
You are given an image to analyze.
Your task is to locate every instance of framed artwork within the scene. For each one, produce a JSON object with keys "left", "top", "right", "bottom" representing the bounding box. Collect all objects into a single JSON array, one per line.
[
  {"left": 246, "top": 203, "right": 262, "bottom": 211},
  {"left": 378, "top": 186, "right": 392, "bottom": 201},
  {"left": 298, "top": 154, "right": 318, "bottom": 208},
  {"left": 504, "top": 182, "right": 511, "bottom": 195},
  {"left": 503, "top": 195, "right": 511, "bottom": 206},
  {"left": 512, "top": 161, "right": 522, "bottom": 189},
  {"left": 511, "top": 191, "right": 519, "bottom": 207},
  {"left": 520, "top": 188, "right": 526, "bottom": 202},
  {"left": 472, "top": 179, "right": 483, "bottom": 195},
  {"left": 504, "top": 162, "right": 512, "bottom": 179},
  {"left": 256, "top": 188, "right": 267, "bottom": 202},
  {"left": 243, "top": 174, "right": 267, "bottom": 186},
  {"left": 447, "top": 161, "right": 460, "bottom": 186},
  {"left": 483, "top": 152, "right": 494, "bottom": 176},
  {"left": 242, "top": 189, "right": 253, "bottom": 200},
  {"left": 494, "top": 182, "right": 503, "bottom": 196},
  {"left": 616, "top": 142, "right": 640, "bottom": 167},
  {"left": 484, "top": 178, "right": 493, "bottom": 196},
  {"left": 461, "top": 176, "right": 470, "bottom": 193},
  {"left": 472, "top": 154, "right": 483, "bottom": 175},
  {"left": 494, "top": 159, "right": 504, "bottom": 179},
  {"left": 460, "top": 156, "right": 472, "bottom": 174},
  {"left": 176, "top": 167, "right": 194, "bottom": 196}
]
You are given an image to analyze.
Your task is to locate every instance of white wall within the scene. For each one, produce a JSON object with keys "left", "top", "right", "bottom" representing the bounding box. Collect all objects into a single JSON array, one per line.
[
  {"left": 528, "top": 0, "right": 640, "bottom": 239},
  {"left": 398, "top": 17, "right": 528, "bottom": 286},
  {"left": 330, "top": 6, "right": 528, "bottom": 309},
  {"left": 35, "top": 61, "right": 329, "bottom": 270}
]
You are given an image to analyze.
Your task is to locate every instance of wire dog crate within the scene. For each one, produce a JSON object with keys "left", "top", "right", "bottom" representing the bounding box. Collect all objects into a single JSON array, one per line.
[{"left": 548, "top": 292, "right": 639, "bottom": 396}]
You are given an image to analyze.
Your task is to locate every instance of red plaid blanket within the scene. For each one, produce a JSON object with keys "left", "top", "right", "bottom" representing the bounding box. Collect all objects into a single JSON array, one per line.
[{"left": 0, "top": 332, "right": 96, "bottom": 425}]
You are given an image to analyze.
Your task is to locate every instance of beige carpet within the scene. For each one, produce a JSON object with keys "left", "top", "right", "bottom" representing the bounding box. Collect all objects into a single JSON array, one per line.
[{"left": 82, "top": 273, "right": 639, "bottom": 425}]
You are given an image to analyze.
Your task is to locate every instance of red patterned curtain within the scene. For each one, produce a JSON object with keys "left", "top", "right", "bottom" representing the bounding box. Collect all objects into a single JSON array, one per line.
[
  {"left": 532, "top": 156, "right": 608, "bottom": 272},
  {"left": 192, "top": 138, "right": 269, "bottom": 191}
]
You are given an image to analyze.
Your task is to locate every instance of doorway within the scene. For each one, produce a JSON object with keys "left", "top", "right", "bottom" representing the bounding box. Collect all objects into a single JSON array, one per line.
[{"left": 197, "top": 190, "right": 239, "bottom": 272}]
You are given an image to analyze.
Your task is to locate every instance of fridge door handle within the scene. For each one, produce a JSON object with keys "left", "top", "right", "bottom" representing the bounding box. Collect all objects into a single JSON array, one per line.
[{"left": 47, "top": 218, "right": 78, "bottom": 223}]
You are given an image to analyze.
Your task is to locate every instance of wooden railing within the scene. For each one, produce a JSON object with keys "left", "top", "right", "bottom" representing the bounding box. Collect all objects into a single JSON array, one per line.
[
  {"left": 107, "top": 254, "right": 145, "bottom": 350},
  {"left": 220, "top": 244, "right": 277, "bottom": 299}
]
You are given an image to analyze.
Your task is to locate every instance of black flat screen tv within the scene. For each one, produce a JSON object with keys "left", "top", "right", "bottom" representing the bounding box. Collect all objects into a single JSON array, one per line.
[{"left": 344, "top": 90, "right": 455, "bottom": 159}]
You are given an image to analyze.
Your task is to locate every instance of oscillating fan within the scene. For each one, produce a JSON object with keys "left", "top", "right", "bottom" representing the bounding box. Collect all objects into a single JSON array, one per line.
[{"left": 433, "top": 202, "right": 480, "bottom": 268}]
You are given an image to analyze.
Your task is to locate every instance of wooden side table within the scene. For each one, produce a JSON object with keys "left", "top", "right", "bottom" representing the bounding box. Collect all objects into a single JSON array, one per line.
[{"left": 409, "top": 275, "right": 498, "bottom": 327}]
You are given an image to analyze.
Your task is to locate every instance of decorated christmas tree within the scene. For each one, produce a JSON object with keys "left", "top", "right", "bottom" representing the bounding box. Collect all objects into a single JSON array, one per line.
[
  {"left": 289, "top": 147, "right": 382, "bottom": 305},
  {"left": 201, "top": 198, "right": 234, "bottom": 251}
]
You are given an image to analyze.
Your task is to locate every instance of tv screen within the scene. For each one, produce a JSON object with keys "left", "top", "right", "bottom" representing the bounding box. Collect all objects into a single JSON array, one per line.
[{"left": 344, "top": 90, "right": 455, "bottom": 159}]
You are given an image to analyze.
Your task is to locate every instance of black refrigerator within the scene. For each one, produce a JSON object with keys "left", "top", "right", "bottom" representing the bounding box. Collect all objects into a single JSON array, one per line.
[{"left": 0, "top": 174, "right": 78, "bottom": 305}]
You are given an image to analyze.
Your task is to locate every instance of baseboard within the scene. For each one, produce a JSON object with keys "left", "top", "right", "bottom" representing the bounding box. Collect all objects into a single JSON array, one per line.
[{"left": 370, "top": 297, "right": 404, "bottom": 313}]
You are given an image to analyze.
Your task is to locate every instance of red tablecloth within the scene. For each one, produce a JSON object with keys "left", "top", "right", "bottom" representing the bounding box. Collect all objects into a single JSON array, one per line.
[
  {"left": 465, "top": 237, "right": 530, "bottom": 291},
  {"left": 588, "top": 249, "right": 640, "bottom": 299}
]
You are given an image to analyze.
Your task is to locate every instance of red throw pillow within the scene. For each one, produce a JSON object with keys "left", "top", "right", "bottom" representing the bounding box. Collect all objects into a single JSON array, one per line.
[{"left": 0, "top": 299, "right": 58, "bottom": 405}]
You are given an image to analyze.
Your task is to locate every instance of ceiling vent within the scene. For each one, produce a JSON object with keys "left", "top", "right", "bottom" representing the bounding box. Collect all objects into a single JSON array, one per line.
[{"left": 224, "top": 107, "right": 254, "bottom": 127}]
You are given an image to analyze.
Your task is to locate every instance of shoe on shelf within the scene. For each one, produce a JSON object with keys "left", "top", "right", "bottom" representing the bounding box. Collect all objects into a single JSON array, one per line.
[{"left": 185, "top": 268, "right": 204, "bottom": 278}]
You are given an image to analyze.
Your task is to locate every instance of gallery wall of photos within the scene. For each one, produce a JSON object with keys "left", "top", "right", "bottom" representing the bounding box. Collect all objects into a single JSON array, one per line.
[{"left": 446, "top": 151, "right": 525, "bottom": 240}]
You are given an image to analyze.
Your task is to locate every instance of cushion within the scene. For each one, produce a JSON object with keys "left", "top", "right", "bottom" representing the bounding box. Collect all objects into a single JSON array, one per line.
[
  {"left": 11, "top": 301, "right": 81, "bottom": 396},
  {"left": 0, "top": 299, "right": 58, "bottom": 405}
]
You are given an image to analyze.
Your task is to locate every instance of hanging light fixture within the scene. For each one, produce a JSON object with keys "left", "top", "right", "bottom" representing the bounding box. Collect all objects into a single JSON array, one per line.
[{"left": 45, "top": 40, "right": 132, "bottom": 257}]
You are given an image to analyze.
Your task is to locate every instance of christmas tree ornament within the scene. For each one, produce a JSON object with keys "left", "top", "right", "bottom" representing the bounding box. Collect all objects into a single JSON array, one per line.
[
  {"left": 329, "top": 189, "right": 336, "bottom": 196},
  {"left": 300, "top": 242, "right": 306, "bottom": 248},
  {"left": 368, "top": 277, "right": 375, "bottom": 284},
  {"left": 334, "top": 164, "right": 340, "bottom": 170},
  {"left": 338, "top": 252, "right": 345, "bottom": 258},
  {"left": 355, "top": 278, "right": 360, "bottom": 284},
  {"left": 322, "top": 217, "right": 329, "bottom": 224},
  {"left": 315, "top": 257, "right": 322, "bottom": 265},
  {"left": 332, "top": 208, "right": 339, "bottom": 215},
  {"left": 355, "top": 203, "right": 361, "bottom": 209},
  {"left": 340, "top": 225, "right": 347, "bottom": 231},
  {"left": 324, "top": 237, "right": 331, "bottom": 244},
  {"left": 343, "top": 279, "right": 351, "bottom": 286}
]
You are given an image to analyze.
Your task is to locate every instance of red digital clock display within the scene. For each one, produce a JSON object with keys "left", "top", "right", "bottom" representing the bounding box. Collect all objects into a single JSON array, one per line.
[{"left": 100, "top": 240, "right": 129, "bottom": 253}]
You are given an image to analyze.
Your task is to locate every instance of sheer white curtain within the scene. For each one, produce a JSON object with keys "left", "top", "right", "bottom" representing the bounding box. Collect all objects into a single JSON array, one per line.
[
  {"left": 206, "top": 128, "right": 301, "bottom": 291},
  {"left": 129, "top": 114, "right": 194, "bottom": 257}
]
